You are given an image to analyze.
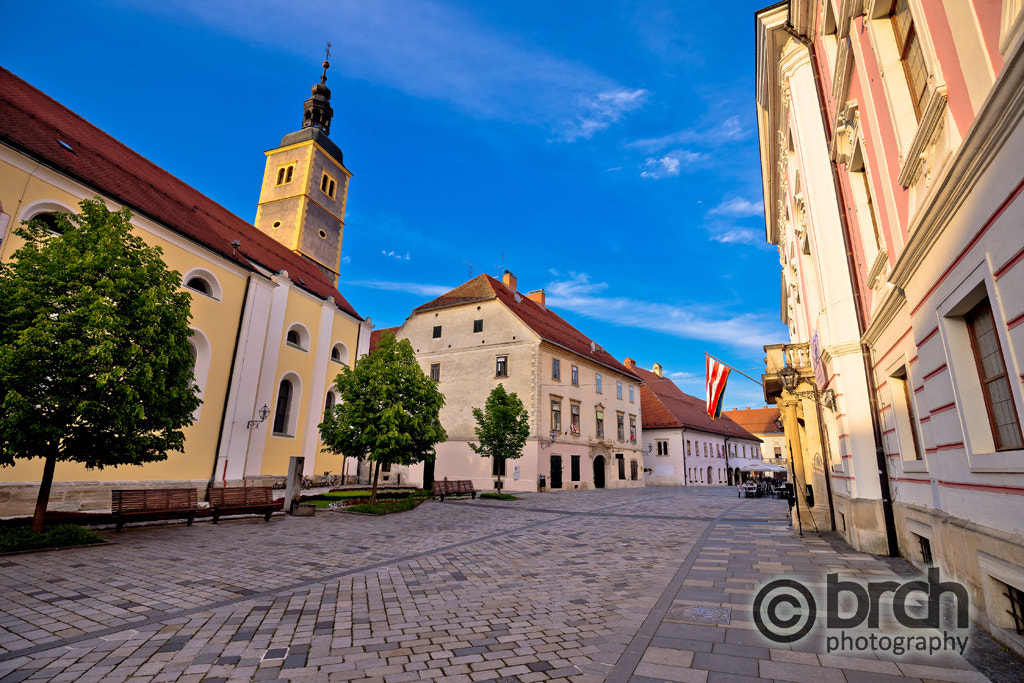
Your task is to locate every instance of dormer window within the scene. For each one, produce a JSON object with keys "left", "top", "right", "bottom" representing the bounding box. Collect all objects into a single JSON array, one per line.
[{"left": 320, "top": 172, "right": 337, "bottom": 199}]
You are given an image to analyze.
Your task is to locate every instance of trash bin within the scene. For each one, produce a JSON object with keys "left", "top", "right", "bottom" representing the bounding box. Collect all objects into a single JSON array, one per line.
[{"left": 539, "top": 474, "right": 546, "bottom": 490}]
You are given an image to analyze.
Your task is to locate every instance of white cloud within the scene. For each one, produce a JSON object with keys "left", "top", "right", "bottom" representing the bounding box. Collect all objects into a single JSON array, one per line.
[
  {"left": 640, "top": 155, "right": 680, "bottom": 179},
  {"left": 710, "top": 228, "right": 763, "bottom": 246},
  {"left": 136, "top": 0, "right": 646, "bottom": 141},
  {"left": 381, "top": 250, "right": 412, "bottom": 261},
  {"left": 563, "top": 88, "right": 649, "bottom": 142},
  {"left": 341, "top": 255, "right": 351, "bottom": 264},
  {"left": 639, "top": 150, "right": 705, "bottom": 179},
  {"left": 342, "top": 280, "right": 452, "bottom": 298},
  {"left": 709, "top": 197, "right": 764, "bottom": 217},
  {"left": 626, "top": 115, "right": 750, "bottom": 153},
  {"left": 545, "top": 273, "right": 779, "bottom": 350}
]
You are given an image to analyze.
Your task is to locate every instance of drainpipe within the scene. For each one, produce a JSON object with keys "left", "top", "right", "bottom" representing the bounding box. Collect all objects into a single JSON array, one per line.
[
  {"left": 783, "top": 17, "right": 899, "bottom": 556},
  {"left": 681, "top": 427, "right": 688, "bottom": 486}
]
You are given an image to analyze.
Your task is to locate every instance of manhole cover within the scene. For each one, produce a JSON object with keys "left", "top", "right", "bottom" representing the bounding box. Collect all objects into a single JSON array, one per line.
[{"left": 667, "top": 604, "right": 731, "bottom": 625}]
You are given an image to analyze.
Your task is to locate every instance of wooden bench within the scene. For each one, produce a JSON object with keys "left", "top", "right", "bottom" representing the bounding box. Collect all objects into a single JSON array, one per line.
[
  {"left": 207, "top": 486, "right": 276, "bottom": 523},
  {"left": 111, "top": 488, "right": 198, "bottom": 532},
  {"left": 432, "top": 479, "right": 476, "bottom": 502}
]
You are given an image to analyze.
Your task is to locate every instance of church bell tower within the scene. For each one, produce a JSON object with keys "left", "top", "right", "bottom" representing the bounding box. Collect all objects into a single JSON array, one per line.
[{"left": 255, "top": 47, "right": 351, "bottom": 285}]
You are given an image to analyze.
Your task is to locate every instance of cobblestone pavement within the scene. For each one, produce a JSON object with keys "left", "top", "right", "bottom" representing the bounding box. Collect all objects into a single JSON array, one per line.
[{"left": 0, "top": 487, "right": 1012, "bottom": 682}]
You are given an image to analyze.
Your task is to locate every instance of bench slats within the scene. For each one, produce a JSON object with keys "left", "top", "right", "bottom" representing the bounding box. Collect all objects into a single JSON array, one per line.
[
  {"left": 432, "top": 480, "right": 476, "bottom": 501},
  {"left": 208, "top": 486, "right": 275, "bottom": 523},
  {"left": 111, "top": 488, "right": 198, "bottom": 532}
]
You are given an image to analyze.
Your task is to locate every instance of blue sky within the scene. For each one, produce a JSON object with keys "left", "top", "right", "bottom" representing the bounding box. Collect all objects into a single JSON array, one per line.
[{"left": 3, "top": 0, "right": 785, "bottom": 409}]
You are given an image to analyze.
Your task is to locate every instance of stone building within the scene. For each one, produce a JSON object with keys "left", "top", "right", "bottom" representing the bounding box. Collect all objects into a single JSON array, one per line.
[
  {"left": 756, "top": 0, "right": 1024, "bottom": 656},
  {"left": 635, "top": 362, "right": 763, "bottom": 487},
  {"left": 379, "top": 271, "right": 644, "bottom": 492},
  {"left": 0, "top": 63, "right": 369, "bottom": 514}
]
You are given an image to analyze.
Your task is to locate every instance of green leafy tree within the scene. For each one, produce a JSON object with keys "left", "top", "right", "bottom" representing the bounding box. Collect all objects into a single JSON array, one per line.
[
  {"left": 0, "top": 199, "right": 200, "bottom": 532},
  {"left": 319, "top": 331, "right": 447, "bottom": 503},
  {"left": 469, "top": 384, "right": 530, "bottom": 490}
]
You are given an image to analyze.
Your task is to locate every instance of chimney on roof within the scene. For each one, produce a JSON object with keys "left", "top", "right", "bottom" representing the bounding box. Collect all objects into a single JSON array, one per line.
[
  {"left": 502, "top": 270, "right": 517, "bottom": 292},
  {"left": 526, "top": 289, "right": 545, "bottom": 308},
  {"left": 624, "top": 357, "right": 636, "bottom": 370},
  {"left": 653, "top": 363, "right": 663, "bottom": 377}
]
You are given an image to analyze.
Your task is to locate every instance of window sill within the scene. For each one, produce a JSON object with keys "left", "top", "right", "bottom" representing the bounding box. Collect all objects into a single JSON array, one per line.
[
  {"left": 967, "top": 447, "right": 1024, "bottom": 473},
  {"left": 271, "top": 432, "right": 295, "bottom": 439},
  {"left": 901, "top": 459, "right": 928, "bottom": 474},
  {"left": 286, "top": 343, "right": 307, "bottom": 352}
]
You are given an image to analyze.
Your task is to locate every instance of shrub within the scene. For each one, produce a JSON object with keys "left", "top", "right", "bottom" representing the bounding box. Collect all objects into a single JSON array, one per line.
[
  {"left": 0, "top": 524, "right": 102, "bottom": 553},
  {"left": 480, "top": 492, "right": 519, "bottom": 500}
]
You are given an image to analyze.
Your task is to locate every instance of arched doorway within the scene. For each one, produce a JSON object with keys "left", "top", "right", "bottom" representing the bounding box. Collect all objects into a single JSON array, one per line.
[
  {"left": 593, "top": 456, "right": 606, "bottom": 489},
  {"left": 707, "top": 465, "right": 713, "bottom": 485}
]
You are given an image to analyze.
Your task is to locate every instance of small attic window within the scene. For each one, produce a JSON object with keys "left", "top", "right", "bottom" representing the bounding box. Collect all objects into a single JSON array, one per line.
[
  {"left": 182, "top": 269, "right": 222, "bottom": 301},
  {"left": 57, "top": 139, "right": 74, "bottom": 153},
  {"left": 185, "top": 277, "right": 209, "bottom": 295}
]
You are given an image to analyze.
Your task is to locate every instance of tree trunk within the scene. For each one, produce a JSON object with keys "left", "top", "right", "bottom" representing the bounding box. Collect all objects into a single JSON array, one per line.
[
  {"left": 31, "top": 453, "right": 57, "bottom": 533},
  {"left": 497, "top": 459, "right": 503, "bottom": 490},
  {"left": 370, "top": 460, "right": 381, "bottom": 504}
]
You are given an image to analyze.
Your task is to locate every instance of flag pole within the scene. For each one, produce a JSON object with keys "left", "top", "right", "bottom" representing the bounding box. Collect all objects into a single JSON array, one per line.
[{"left": 706, "top": 353, "right": 763, "bottom": 387}]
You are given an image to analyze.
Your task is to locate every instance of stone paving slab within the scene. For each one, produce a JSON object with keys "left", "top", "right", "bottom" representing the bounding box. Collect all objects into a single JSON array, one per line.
[{"left": 0, "top": 488, "right": 1013, "bottom": 682}]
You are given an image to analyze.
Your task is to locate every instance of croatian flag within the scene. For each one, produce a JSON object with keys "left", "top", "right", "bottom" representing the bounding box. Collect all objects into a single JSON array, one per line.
[{"left": 706, "top": 354, "right": 730, "bottom": 419}]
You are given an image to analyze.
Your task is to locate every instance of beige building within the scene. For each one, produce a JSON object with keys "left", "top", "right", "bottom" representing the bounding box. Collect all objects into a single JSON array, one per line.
[
  {"left": 0, "top": 64, "right": 369, "bottom": 514},
  {"left": 636, "top": 363, "right": 763, "bottom": 487},
  {"left": 378, "top": 272, "right": 644, "bottom": 492}
]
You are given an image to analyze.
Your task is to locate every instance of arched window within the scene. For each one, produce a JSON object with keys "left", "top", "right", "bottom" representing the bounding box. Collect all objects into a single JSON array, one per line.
[
  {"left": 286, "top": 166, "right": 294, "bottom": 183},
  {"left": 185, "top": 277, "right": 208, "bottom": 295},
  {"left": 285, "top": 324, "right": 309, "bottom": 351},
  {"left": 188, "top": 329, "right": 212, "bottom": 420},
  {"left": 276, "top": 168, "right": 286, "bottom": 185},
  {"left": 324, "top": 391, "right": 336, "bottom": 419},
  {"left": 31, "top": 211, "right": 63, "bottom": 235},
  {"left": 330, "top": 342, "right": 349, "bottom": 365},
  {"left": 181, "top": 268, "right": 222, "bottom": 301},
  {"left": 273, "top": 377, "right": 295, "bottom": 435}
]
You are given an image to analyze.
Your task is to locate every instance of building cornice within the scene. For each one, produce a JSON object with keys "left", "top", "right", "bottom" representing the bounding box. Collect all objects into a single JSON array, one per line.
[{"left": 863, "top": 285, "right": 907, "bottom": 346}]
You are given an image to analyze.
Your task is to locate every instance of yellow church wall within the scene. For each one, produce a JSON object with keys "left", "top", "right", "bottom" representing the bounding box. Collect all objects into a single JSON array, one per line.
[
  {"left": 0, "top": 160, "right": 255, "bottom": 489},
  {"left": 258, "top": 288, "right": 324, "bottom": 476}
]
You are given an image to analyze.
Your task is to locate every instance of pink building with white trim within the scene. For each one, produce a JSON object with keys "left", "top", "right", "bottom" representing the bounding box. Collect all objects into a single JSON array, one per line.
[{"left": 757, "top": 0, "right": 1024, "bottom": 655}]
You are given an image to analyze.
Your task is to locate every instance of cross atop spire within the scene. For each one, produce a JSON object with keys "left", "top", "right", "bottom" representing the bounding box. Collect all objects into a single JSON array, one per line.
[{"left": 303, "top": 43, "right": 334, "bottom": 135}]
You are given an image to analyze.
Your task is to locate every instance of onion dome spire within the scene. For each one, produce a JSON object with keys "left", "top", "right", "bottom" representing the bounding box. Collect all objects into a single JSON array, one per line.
[{"left": 302, "top": 42, "right": 334, "bottom": 135}]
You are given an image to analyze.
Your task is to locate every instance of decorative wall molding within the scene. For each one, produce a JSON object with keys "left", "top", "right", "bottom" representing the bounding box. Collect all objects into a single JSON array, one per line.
[
  {"left": 832, "top": 36, "right": 854, "bottom": 105},
  {"left": 1001, "top": 0, "right": 1024, "bottom": 55},
  {"left": 897, "top": 85, "right": 948, "bottom": 188},
  {"left": 866, "top": 248, "right": 890, "bottom": 288},
  {"left": 889, "top": 49, "right": 1024, "bottom": 290}
]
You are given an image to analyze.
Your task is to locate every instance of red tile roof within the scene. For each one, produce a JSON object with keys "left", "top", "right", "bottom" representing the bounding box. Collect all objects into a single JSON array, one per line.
[
  {"left": 413, "top": 274, "right": 639, "bottom": 379},
  {"left": 368, "top": 327, "right": 400, "bottom": 352},
  {"left": 631, "top": 365, "right": 760, "bottom": 441},
  {"left": 0, "top": 67, "right": 361, "bottom": 320},
  {"left": 722, "top": 407, "right": 782, "bottom": 435}
]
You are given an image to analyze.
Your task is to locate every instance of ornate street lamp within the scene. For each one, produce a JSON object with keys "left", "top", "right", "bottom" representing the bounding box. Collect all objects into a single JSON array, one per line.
[{"left": 247, "top": 404, "right": 270, "bottom": 430}]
